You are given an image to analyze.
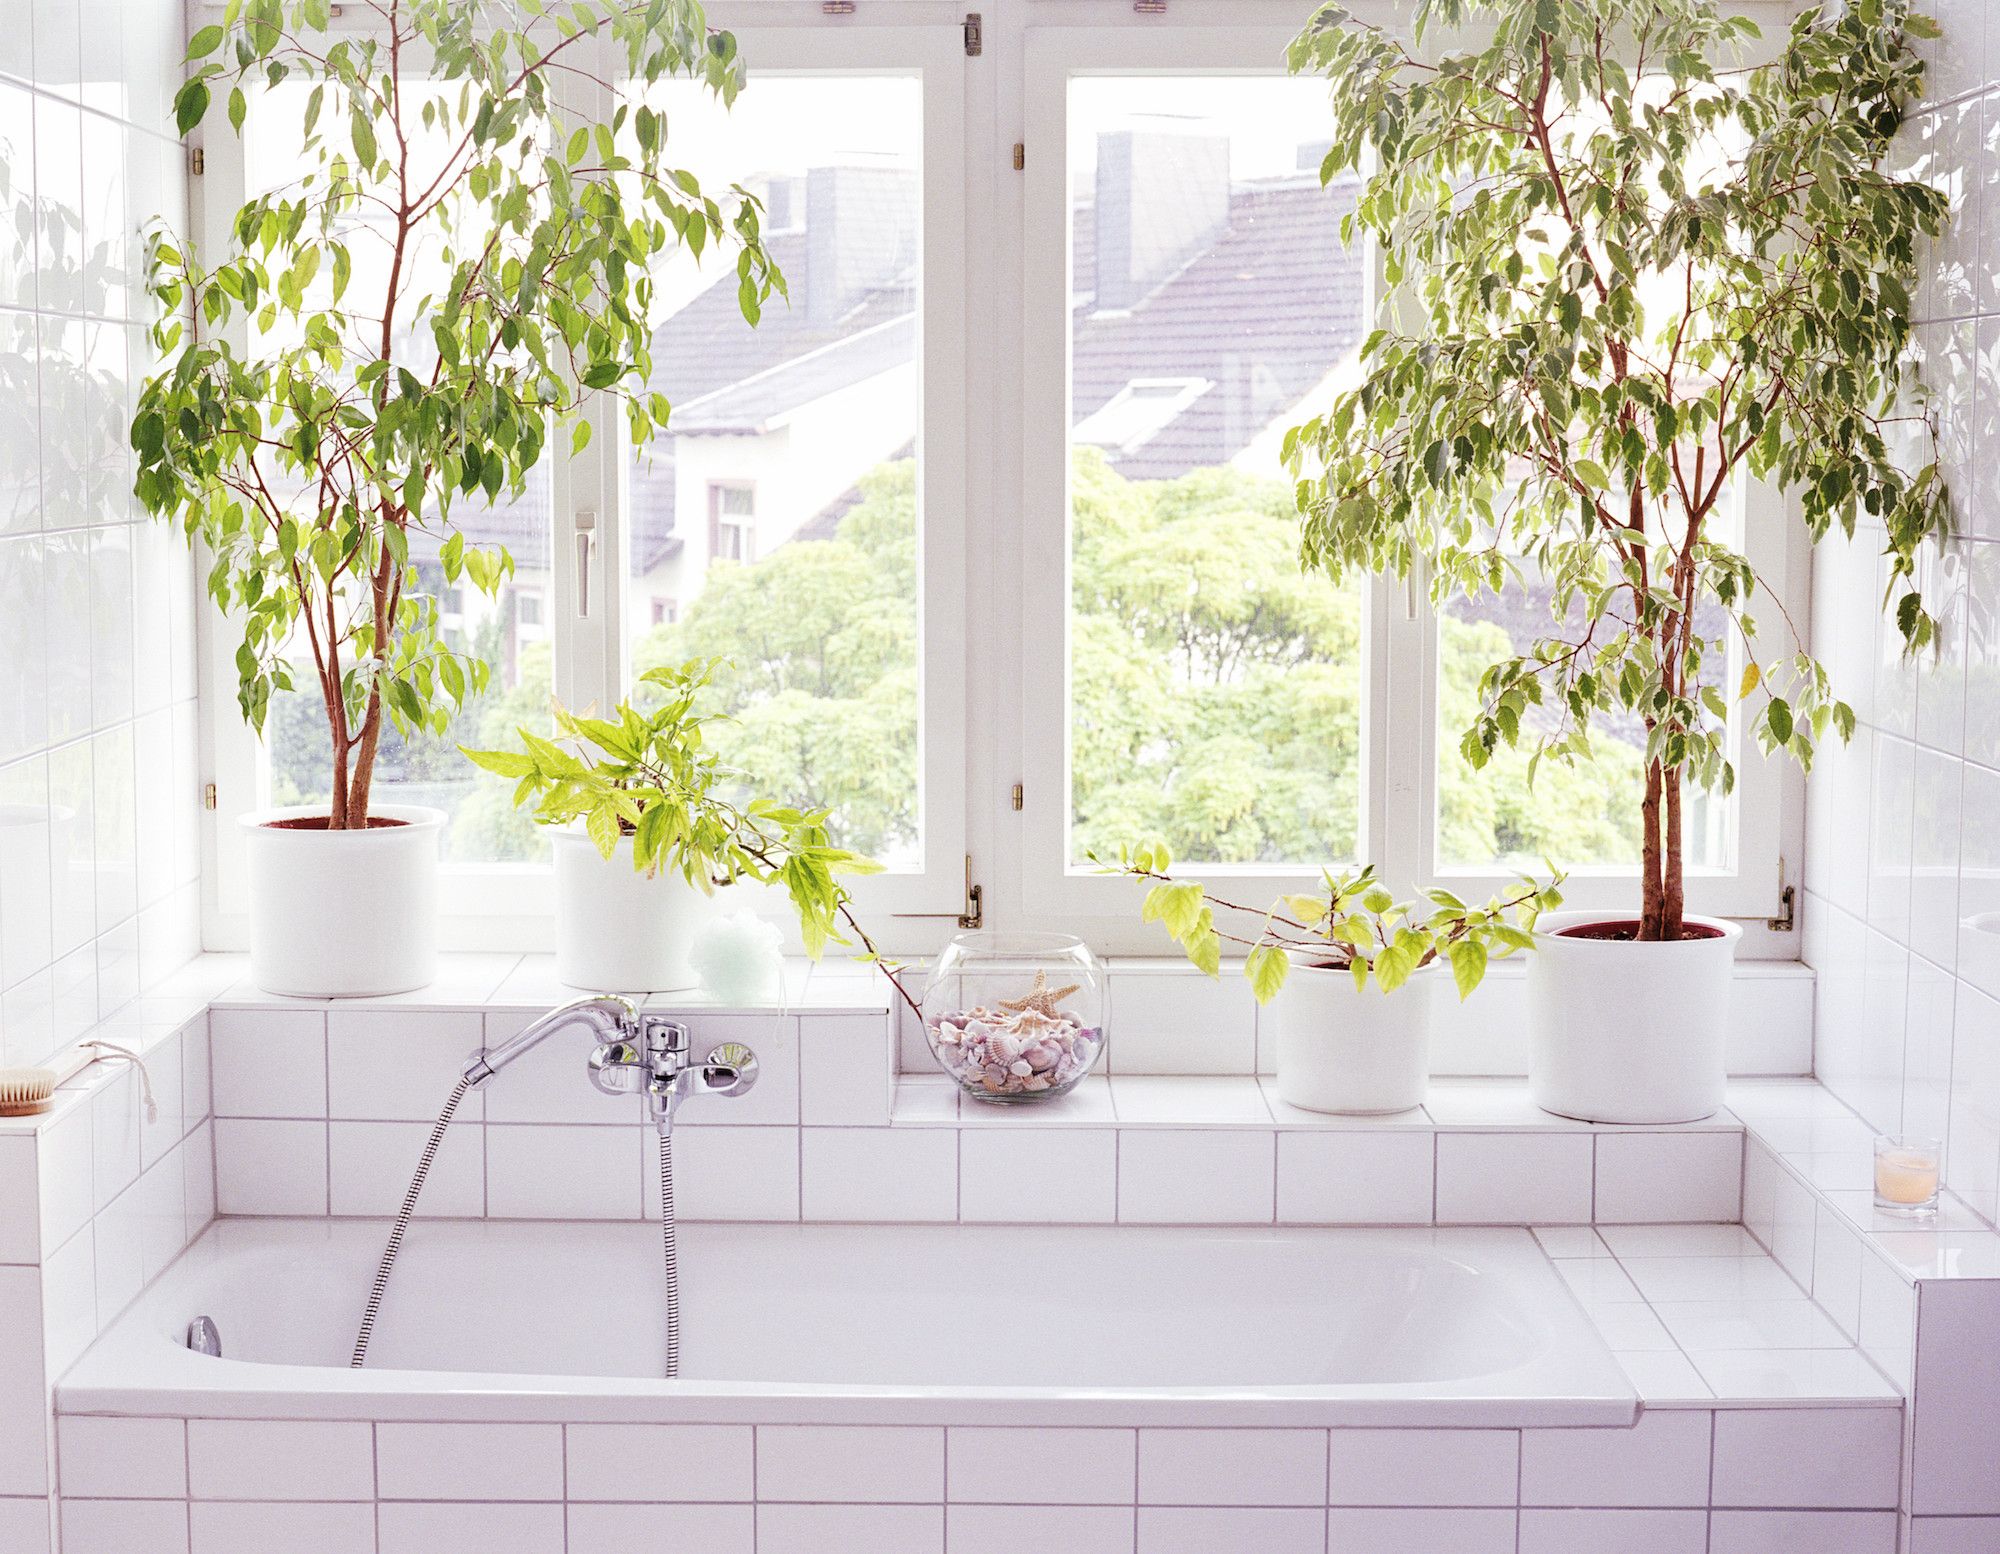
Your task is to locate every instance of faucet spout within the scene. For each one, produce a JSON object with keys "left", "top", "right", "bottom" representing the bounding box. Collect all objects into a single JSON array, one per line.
[{"left": 461, "top": 994, "right": 639, "bottom": 1087}]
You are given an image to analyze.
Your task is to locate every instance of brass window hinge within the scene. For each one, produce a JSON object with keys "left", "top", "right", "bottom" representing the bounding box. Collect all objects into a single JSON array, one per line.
[
  {"left": 1721, "top": 862, "right": 1795, "bottom": 934},
  {"left": 202, "top": 782, "right": 217, "bottom": 811},
  {"left": 963, "top": 12, "right": 982, "bottom": 56},
  {"left": 1012, "top": 143, "right": 1025, "bottom": 171},
  {"left": 1011, "top": 782, "right": 1023, "bottom": 812},
  {"left": 893, "top": 855, "right": 984, "bottom": 930},
  {"left": 190, "top": 146, "right": 206, "bottom": 176}
]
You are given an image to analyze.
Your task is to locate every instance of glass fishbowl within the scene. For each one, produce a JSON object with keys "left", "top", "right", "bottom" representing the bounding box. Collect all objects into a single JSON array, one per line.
[{"left": 921, "top": 931, "right": 1106, "bottom": 1103}]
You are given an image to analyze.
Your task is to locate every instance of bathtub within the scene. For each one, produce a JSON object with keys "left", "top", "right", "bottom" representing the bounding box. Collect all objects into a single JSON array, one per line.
[{"left": 59, "top": 1218, "right": 1635, "bottom": 1427}]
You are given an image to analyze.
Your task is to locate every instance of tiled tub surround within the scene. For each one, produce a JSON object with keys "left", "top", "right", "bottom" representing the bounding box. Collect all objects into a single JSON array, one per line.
[
  {"left": 44, "top": 1412, "right": 1909, "bottom": 1554},
  {"left": 0, "top": 994, "right": 217, "bottom": 1554},
  {"left": 2, "top": 961, "right": 1993, "bottom": 1554}
]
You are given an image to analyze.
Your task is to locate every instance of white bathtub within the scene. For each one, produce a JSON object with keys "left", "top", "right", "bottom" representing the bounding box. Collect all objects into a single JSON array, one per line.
[{"left": 59, "top": 1218, "right": 1635, "bottom": 1427}]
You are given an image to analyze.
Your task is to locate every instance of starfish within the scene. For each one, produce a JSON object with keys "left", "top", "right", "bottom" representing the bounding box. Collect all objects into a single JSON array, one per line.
[{"left": 998, "top": 969, "right": 1081, "bottom": 1019}]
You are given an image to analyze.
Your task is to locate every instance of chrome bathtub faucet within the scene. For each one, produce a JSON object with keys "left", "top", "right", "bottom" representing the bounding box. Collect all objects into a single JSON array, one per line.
[
  {"left": 587, "top": 1014, "right": 760, "bottom": 1133},
  {"left": 457, "top": 994, "right": 759, "bottom": 1133}
]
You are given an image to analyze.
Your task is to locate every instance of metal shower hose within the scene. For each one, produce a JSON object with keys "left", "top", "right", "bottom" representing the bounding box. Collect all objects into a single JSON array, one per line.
[{"left": 351, "top": 1078, "right": 683, "bottom": 1378}]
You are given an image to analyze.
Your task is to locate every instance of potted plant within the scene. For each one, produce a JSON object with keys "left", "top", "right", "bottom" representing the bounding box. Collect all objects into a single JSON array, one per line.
[
  {"left": 1108, "top": 849, "right": 1559, "bottom": 1114},
  {"left": 131, "top": 0, "right": 781, "bottom": 995},
  {"left": 1283, "top": 0, "right": 1951, "bottom": 1120},
  {"left": 465, "top": 659, "right": 889, "bottom": 992}
]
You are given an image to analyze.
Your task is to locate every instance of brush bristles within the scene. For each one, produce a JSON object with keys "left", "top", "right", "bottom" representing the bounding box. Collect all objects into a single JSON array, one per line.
[{"left": 0, "top": 1068, "right": 57, "bottom": 1117}]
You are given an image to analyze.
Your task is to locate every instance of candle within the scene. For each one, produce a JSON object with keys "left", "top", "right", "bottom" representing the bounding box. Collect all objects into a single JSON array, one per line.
[{"left": 1874, "top": 1136, "right": 1941, "bottom": 1214}]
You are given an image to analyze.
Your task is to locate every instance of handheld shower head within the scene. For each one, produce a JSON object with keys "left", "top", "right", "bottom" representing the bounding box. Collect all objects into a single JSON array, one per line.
[{"left": 461, "top": 994, "right": 639, "bottom": 1087}]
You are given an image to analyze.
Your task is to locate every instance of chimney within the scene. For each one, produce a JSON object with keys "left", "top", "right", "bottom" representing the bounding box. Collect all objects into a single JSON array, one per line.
[
  {"left": 805, "top": 163, "right": 918, "bottom": 326},
  {"left": 1093, "top": 127, "right": 1232, "bottom": 312}
]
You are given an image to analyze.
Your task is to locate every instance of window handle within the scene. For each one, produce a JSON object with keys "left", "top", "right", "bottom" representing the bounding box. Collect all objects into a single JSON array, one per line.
[{"left": 575, "top": 508, "right": 597, "bottom": 619}]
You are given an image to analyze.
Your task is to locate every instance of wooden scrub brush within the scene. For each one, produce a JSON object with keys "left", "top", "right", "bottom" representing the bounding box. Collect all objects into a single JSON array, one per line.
[{"left": 0, "top": 1067, "right": 59, "bottom": 1117}]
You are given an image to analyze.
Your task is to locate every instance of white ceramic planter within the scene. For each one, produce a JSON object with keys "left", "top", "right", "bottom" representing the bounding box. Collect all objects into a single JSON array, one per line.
[
  {"left": 241, "top": 804, "right": 443, "bottom": 998},
  {"left": 1526, "top": 908, "right": 1742, "bottom": 1124},
  {"left": 1272, "top": 961, "right": 1437, "bottom": 1115},
  {"left": 553, "top": 831, "right": 710, "bottom": 992}
]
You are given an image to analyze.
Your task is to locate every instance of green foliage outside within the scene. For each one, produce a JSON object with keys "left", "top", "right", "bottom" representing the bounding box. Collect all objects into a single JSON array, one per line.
[{"left": 315, "top": 450, "right": 1653, "bottom": 870}]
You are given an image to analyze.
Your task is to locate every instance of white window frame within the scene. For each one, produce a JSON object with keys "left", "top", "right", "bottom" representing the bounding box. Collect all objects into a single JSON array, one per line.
[
  {"left": 1007, "top": 17, "right": 1803, "bottom": 957},
  {"left": 191, "top": 0, "right": 1803, "bottom": 960},
  {"left": 193, "top": 9, "right": 971, "bottom": 952}
]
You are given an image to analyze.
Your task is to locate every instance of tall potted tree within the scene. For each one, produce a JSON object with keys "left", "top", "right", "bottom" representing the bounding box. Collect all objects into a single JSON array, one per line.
[
  {"left": 1285, "top": 0, "right": 1952, "bottom": 1120},
  {"left": 134, "top": 0, "right": 780, "bottom": 995}
]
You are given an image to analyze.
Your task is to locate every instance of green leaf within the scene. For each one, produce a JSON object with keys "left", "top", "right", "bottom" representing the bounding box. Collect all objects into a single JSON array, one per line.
[
  {"left": 174, "top": 80, "right": 211, "bottom": 136},
  {"left": 1245, "top": 945, "right": 1291, "bottom": 1004},
  {"left": 1448, "top": 939, "right": 1488, "bottom": 1001},
  {"left": 186, "top": 24, "right": 225, "bottom": 59}
]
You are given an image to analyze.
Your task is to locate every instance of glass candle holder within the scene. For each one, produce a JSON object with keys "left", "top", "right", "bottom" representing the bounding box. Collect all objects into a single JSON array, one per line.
[
  {"left": 1873, "top": 1135, "right": 1942, "bottom": 1216},
  {"left": 921, "top": 931, "right": 1105, "bottom": 1103}
]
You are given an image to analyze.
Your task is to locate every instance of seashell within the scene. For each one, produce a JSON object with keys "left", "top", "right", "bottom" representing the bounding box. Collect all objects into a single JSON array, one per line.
[
  {"left": 1008, "top": 1059, "right": 1033, "bottom": 1077},
  {"left": 1023, "top": 1074, "right": 1050, "bottom": 1091},
  {"left": 989, "top": 1031, "right": 1023, "bottom": 1065}
]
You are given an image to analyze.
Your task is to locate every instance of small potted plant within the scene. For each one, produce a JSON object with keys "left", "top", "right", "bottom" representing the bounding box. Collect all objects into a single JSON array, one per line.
[
  {"left": 1284, "top": 0, "right": 1950, "bottom": 1120},
  {"left": 1107, "top": 848, "right": 1560, "bottom": 1114},
  {"left": 132, "top": 0, "right": 780, "bottom": 995},
  {"left": 465, "top": 659, "right": 887, "bottom": 992}
]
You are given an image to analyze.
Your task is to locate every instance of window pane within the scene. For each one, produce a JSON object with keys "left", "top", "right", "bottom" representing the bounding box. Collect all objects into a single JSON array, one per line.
[
  {"left": 1066, "top": 77, "right": 1365, "bottom": 867},
  {"left": 623, "top": 76, "right": 922, "bottom": 868},
  {"left": 1437, "top": 567, "right": 1735, "bottom": 875},
  {"left": 243, "top": 84, "right": 554, "bottom": 863}
]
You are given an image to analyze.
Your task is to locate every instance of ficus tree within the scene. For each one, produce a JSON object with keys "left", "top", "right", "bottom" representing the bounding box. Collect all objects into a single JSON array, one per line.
[
  {"left": 1283, "top": 0, "right": 1953, "bottom": 939},
  {"left": 132, "top": 0, "right": 782, "bottom": 828}
]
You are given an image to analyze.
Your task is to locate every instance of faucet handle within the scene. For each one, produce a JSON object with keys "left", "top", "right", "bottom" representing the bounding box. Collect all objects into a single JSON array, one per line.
[
  {"left": 587, "top": 1039, "right": 649, "bottom": 1096},
  {"left": 695, "top": 1041, "right": 759, "bottom": 1098}
]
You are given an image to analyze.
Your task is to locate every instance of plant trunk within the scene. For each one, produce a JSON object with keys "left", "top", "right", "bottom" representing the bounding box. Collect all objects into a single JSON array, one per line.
[
  {"left": 1662, "top": 765, "right": 1685, "bottom": 941},
  {"left": 1639, "top": 755, "right": 1665, "bottom": 941}
]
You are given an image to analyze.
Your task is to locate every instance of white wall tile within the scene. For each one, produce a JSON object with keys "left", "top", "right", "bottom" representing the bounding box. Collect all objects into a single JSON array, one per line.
[
  {"left": 1519, "top": 1509, "right": 1708, "bottom": 1554},
  {"left": 0, "top": 1498, "right": 50, "bottom": 1554},
  {"left": 1520, "top": 1409, "right": 1711, "bottom": 1508},
  {"left": 1708, "top": 1510, "right": 1899, "bottom": 1554},
  {"left": 329, "top": 1120, "right": 483, "bottom": 1218},
  {"left": 1593, "top": 1131, "right": 1742, "bottom": 1223},
  {"left": 36, "top": 1103, "right": 93, "bottom": 1253},
  {"left": 947, "top": 1427, "right": 1133, "bottom": 1505},
  {"left": 1277, "top": 1130, "right": 1434, "bottom": 1225},
  {"left": 60, "top": 1499, "right": 188, "bottom": 1554},
  {"left": 1325, "top": 1507, "right": 1516, "bottom": 1553},
  {"left": 1435, "top": 1132, "right": 1592, "bottom": 1224},
  {"left": 213, "top": 1118, "right": 327, "bottom": 1215},
  {"left": 0, "top": 1267, "right": 46, "bottom": 1497},
  {"left": 0, "top": 1136, "right": 37, "bottom": 1262},
  {"left": 1857, "top": 1249, "right": 1917, "bottom": 1391},
  {"left": 1326, "top": 1429, "right": 1518, "bottom": 1508},
  {"left": 1812, "top": 1202, "right": 1867, "bottom": 1340},
  {"left": 38, "top": 1223, "right": 97, "bottom": 1378},
  {"left": 1712, "top": 1408, "right": 1904, "bottom": 1510},
  {"left": 756, "top": 1504, "right": 941, "bottom": 1554},
  {"left": 376, "top": 1422, "right": 564, "bottom": 1502},
  {"left": 1138, "top": 1428, "right": 1325, "bottom": 1507},
  {"left": 189, "top": 1501, "right": 377, "bottom": 1554},
  {"left": 947, "top": 1505, "right": 1131, "bottom": 1554},
  {"left": 564, "top": 1423, "right": 753, "bottom": 1502},
  {"left": 326, "top": 1009, "right": 483, "bottom": 1122},
  {"left": 799, "top": 1014, "right": 893, "bottom": 1125},
  {"left": 56, "top": 1415, "right": 184, "bottom": 1498},
  {"left": 801, "top": 1128, "right": 957, "bottom": 1222},
  {"left": 1912, "top": 1279, "right": 2000, "bottom": 1514},
  {"left": 1107, "top": 968, "right": 1256, "bottom": 1075},
  {"left": 188, "top": 1419, "right": 374, "bottom": 1502},
  {"left": 209, "top": 1008, "right": 327, "bottom": 1118},
  {"left": 377, "top": 1501, "right": 563, "bottom": 1554},
  {"left": 959, "top": 1127, "right": 1115, "bottom": 1223},
  {"left": 755, "top": 1425, "right": 944, "bottom": 1503},
  {"left": 1117, "top": 1130, "right": 1273, "bottom": 1224},
  {"left": 1137, "top": 1507, "right": 1323, "bottom": 1554},
  {"left": 659, "top": 1125, "right": 798, "bottom": 1221},
  {"left": 1910, "top": 1517, "right": 2000, "bottom": 1553},
  {"left": 484, "top": 1124, "right": 640, "bottom": 1219},
  {"left": 566, "top": 1503, "right": 753, "bottom": 1554}
]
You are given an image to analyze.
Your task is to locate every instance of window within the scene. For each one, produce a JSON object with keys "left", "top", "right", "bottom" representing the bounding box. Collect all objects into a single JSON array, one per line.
[
  {"left": 706, "top": 483, "right": 758, "bottom": 565},
  {"left": 192, "top": 8, "right": 1798, "bottom": 954}
]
